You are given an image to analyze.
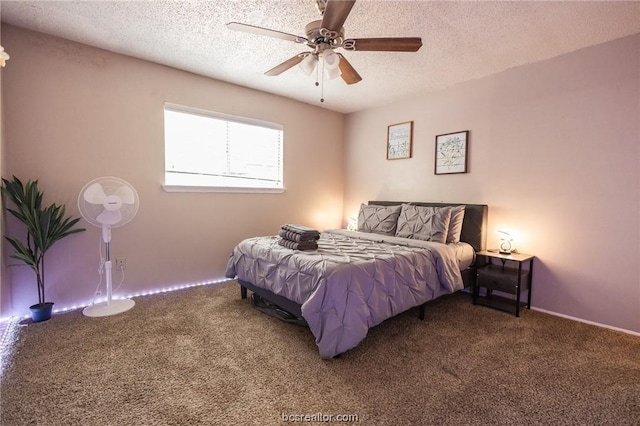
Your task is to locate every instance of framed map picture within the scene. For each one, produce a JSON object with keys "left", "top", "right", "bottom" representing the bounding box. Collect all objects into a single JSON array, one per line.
[
  {"left": 387, "top": 121, "right": 413, "bottom": 160},
  {"left": 435, "top": 130, "right": 469, "bottom": 174}
]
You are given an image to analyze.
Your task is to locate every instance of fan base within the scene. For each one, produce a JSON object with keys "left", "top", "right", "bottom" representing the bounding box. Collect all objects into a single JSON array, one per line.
[{"left": 83, "top": 298, "right": 135, "bottom": 317}]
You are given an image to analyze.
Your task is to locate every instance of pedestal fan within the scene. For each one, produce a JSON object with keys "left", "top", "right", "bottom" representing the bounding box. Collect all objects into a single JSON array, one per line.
[{"left": 78, "top": 177, "right": 139, "bottom": 317}]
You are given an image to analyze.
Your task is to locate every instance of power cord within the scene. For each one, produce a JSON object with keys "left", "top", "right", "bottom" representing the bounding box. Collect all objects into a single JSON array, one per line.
[{"left": 113, "top": 263, "right": 126, "bottom": 294}]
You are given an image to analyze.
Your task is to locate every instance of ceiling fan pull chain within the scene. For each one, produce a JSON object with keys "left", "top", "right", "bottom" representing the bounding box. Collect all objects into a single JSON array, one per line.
[{"left": 320, "top": 58, "right": 325, "bottom": 103}]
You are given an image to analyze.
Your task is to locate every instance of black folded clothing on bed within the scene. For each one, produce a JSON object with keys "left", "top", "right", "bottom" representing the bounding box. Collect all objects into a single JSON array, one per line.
[
  {"left": 278, "top": 224, "right": 320, "bottom": 251},
  {"left": 278, "top": 229, "right": 321, "bottom": 243},
  {"left": 280, "top": 224, "right": 320, "bottom": 241},
  {"left": 278, "top": 238, "right": 318, "bottom": 251}
]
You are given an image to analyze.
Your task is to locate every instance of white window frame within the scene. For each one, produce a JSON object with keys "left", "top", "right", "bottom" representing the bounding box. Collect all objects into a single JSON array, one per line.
[{"left": 162, "top": 103, "right": 285, "bottom": 193}]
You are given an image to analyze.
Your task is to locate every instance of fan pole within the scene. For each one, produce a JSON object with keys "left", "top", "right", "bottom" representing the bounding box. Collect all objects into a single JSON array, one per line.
[
  {"left": 82, "top": 225, "right": 135, "bottom": 317},
  {"left": 105, "top": 236, "right": 113, "bottom": 306}
]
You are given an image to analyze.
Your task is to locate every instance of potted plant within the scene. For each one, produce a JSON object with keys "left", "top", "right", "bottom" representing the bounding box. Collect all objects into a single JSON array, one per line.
[{"left": 1, "top": 176, "right": 85, "bottom": 322}]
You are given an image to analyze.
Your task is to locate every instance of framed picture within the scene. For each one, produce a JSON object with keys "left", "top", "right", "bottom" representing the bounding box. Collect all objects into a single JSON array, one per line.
[
  {"left": 387, "top": 121, "right": 413, "bottom": 160},
  {"left": 435, "top": 130, "right": 469, "bottom": 174}
]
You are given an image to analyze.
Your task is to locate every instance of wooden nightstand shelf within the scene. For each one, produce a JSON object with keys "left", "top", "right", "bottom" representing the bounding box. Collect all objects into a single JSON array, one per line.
[{"left": 473, "top": 250, "right": 535, "bottom": 317}]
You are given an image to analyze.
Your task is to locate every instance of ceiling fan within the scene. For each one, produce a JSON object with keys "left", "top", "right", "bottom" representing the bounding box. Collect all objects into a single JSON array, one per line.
[{"left": 227, "top": 0, "right": 422, "bottom": 90}]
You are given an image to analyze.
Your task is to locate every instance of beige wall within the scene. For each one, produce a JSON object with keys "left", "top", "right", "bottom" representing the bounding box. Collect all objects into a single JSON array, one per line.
[
  {"left": 3, "top": 23, "right": 639, "bottom": 334},
  {"left": 1, "top": 25, "right": 344, "bottom": 316},
  {"left": 344, "top": 33, "right": 640, "bottom": 332}
]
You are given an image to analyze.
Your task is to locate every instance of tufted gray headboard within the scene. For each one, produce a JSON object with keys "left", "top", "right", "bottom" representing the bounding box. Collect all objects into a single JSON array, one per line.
[{"left": 368, "top": 201, "right": 488, "bottom": 253}]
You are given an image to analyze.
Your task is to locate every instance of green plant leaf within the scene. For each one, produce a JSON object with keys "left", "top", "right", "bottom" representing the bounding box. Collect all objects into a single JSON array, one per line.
[
  {"left": 4, "top": 236, "right": 39, "bottom": 272},
  {"left": 2, "top": 175, "right": 86, "bottom": 305}
]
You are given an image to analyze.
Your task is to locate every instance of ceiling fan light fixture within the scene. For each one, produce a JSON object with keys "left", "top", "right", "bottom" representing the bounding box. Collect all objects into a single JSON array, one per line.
[
  {"left": 227, "top": 0, "right": 422, "bottom": 91},
  {"left": 298, "top": 53, "right": 318, "bottom": 75},
  {"left": 322, "top": 49, "right": 340, "bottom": 70},
  {"left": 325, "top": 64, "right": 342, "bottom": 80}
]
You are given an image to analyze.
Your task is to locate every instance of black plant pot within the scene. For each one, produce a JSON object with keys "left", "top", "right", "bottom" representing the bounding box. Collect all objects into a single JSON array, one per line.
[{"left": 29, "top": 302, "right": 54, "bottom": 322}]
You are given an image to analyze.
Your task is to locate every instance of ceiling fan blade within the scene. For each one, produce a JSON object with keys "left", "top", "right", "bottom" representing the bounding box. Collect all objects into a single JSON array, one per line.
[
  {"left": 265, "top": 53, "right": 309, "bottom": 76},
  {"left": 227, "top": 22, "right": 307, "bottom": 43},
  {"left": 345, "top": 37, "right": 423, "bottom": 52},
  {"left": 337, "top": 54, "right": 362, "bottom": 85},
  {"left": 321, "top": 0, "right": 356, "bottom": 32}
]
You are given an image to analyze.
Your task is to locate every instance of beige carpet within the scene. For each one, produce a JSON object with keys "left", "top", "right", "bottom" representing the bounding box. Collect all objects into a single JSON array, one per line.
[{"left": 1, "top": 280, "right": 639, "bottom": 425}]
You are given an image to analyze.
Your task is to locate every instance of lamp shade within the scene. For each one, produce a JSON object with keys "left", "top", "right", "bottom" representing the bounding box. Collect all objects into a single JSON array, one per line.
[
  {"left": 497, "top": 230, "right": 513, "bottom": 254},
  {"left": 298, "top": 54, "right": 318, "bottom": 75},
  {"left": 325, "top": 65, "right": 342, "bottom": 80},
  {"left": 323, "top": 49, "right": 340, "bottom": 69}
]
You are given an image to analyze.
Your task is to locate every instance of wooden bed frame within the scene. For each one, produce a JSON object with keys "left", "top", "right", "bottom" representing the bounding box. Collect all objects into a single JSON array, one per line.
[{"left": 239, "top": 201, "right": 488, "bottom": 321}]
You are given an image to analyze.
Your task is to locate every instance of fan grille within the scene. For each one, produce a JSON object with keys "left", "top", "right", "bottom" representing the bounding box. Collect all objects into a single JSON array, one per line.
[{"left": 78, "top": 177, "right": 139, "bottom": 228}]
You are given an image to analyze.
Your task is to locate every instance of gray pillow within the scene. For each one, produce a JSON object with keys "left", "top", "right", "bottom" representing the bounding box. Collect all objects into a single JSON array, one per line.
[
  {"left": 357, "top": 204, "right": 402, "bottom": 236},
  {"left": 446, "top": 205, "right": 466, "bottom": 244},
  {"left": 395, "top": 204, "right": 451, "bottom": 244}
]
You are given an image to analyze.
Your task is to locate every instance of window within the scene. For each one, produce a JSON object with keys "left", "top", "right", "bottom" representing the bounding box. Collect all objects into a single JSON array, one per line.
[{"left": 163, "top": 104, "right": 284, "bottom": 192}]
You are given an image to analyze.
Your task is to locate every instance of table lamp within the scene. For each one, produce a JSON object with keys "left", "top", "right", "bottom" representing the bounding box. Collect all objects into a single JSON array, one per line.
[{"left": 497, "top": 230, "right": 513, "bottom": 255}]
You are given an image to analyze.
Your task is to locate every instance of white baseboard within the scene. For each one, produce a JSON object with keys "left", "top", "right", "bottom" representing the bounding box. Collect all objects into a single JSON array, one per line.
[{"left": 531, "top": 307, "right": 640, "bottom": 337}]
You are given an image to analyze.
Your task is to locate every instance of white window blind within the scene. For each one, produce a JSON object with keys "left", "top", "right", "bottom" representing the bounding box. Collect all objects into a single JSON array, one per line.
[{"left": 164, "top": 104, "right": 284, "bottom": 191}]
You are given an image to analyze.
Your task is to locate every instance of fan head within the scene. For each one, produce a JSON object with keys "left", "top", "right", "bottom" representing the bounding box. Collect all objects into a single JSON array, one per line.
[{"left": 78, "top": 177, "right": 139, "bottom": 228}]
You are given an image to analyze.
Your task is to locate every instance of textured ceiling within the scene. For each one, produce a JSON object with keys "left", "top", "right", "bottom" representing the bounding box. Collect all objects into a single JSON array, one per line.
[{"left": 2, "top": 1, "right": 640, "bottom": 113}]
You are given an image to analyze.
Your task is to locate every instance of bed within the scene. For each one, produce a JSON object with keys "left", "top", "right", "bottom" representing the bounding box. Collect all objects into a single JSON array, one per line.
[{"left": 225, "top": 201, "right": 488, "bottom": 359}]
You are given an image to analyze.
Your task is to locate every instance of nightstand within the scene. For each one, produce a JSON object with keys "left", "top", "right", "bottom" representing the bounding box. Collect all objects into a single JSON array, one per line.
[{"left": 473, "top": 250, "right": 535, "bottom": 317}]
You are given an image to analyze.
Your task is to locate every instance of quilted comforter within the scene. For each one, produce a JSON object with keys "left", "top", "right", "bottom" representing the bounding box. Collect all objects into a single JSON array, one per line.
[{"left": 225, "top": 229, "right": 464, "bottom": 359}]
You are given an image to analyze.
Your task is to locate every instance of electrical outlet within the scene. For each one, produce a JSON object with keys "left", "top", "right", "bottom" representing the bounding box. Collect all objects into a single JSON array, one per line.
[{"left": 116, "top": 257, "right": 126, "bottom": 270}]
